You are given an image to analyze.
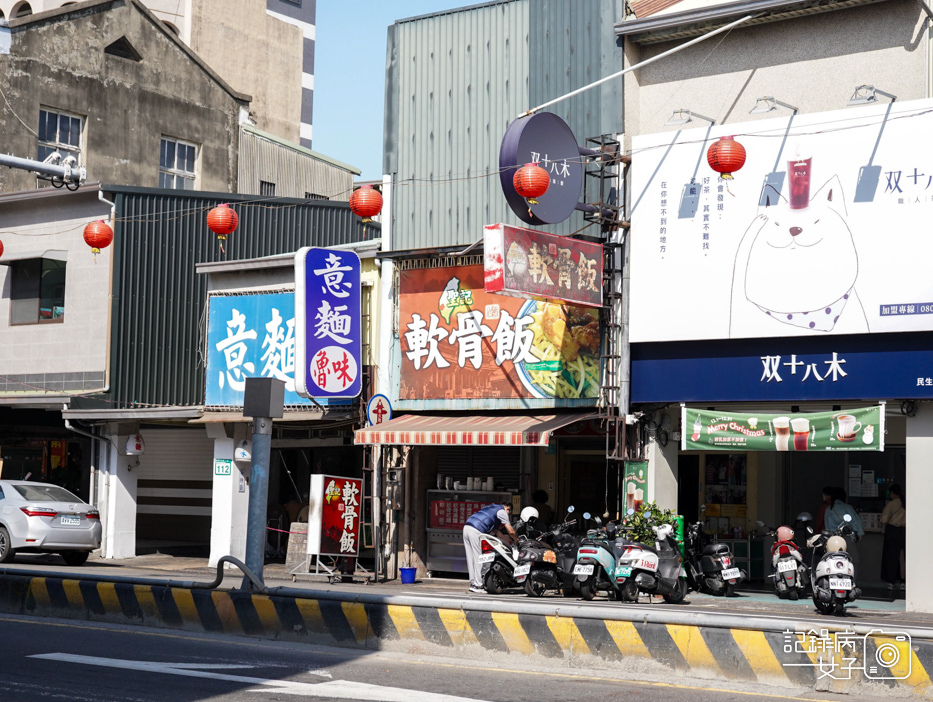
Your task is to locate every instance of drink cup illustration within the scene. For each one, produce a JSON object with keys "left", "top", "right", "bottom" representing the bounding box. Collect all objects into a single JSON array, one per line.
[
  {"left": 792, "top": 417, "right": 811, "bottom": 451},
  {"left": 633, "top": 488, "right": 644, "bottom": 512},
  {"left": 774, "top": 416, "right": 791, "bottom": 451},
  {"left": 837, "top": 414, "right": 862, "bottom": 439},
  {"left": 788, "top": 145, "right": 812, "bottom": 209},
  {"left": 692, "top": 417, "right": 702, "bottom": 442},
  {"left": 626, "top": 483, "right": 636, "bottom": 511}
]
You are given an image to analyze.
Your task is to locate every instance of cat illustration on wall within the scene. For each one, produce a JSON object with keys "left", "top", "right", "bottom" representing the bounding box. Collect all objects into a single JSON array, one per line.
[{"left": 729, "top": 173, "right": 869, "bottom": 338}]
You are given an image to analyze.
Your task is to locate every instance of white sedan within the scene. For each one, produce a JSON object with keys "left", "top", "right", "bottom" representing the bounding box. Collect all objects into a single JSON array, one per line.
[{"left": 0, "top": 480, "right": 101, "bottom": 565}]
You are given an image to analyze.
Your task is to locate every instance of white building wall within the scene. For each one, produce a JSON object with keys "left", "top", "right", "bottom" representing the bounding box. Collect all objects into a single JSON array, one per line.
[{"left": 905, "top": 407, "right": 933, "bottom": 612}]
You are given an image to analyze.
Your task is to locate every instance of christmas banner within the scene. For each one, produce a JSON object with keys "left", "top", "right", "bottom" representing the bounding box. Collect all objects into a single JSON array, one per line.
[{"left": 681, "top": 405, "right": 884, "bottom": 452}]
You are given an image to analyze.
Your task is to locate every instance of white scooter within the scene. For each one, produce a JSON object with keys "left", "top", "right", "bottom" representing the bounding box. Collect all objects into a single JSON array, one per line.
[
  {"left": 808, "top": 513, "right": 862, "bottom": 616},
  {"left": 478, "top": 507, "right": 537, "bottom": 594}
]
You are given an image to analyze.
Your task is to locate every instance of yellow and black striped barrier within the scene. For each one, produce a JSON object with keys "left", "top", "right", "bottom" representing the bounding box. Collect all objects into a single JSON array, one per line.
[{"left": 1, "top": 573, "right": 931, "bottom": 697}]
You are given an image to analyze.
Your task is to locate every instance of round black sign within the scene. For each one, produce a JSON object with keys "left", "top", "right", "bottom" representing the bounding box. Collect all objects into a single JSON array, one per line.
[{"left": 499, "top": 112, "right": 584, "bottom": 225}]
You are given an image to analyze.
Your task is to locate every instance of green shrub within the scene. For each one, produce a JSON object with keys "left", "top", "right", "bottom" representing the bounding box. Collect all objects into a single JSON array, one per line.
[{"left": 624, "top": 501, "right": 678, "bottom": 544}]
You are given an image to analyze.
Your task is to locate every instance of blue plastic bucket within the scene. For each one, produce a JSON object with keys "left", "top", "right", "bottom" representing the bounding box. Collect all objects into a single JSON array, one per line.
[{"left": 400, "top": 567, "right": 417, "bottom": 584}]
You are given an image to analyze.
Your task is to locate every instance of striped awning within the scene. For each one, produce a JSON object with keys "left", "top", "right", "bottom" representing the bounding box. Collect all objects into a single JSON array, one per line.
[{"left": 354, "top": 412, "right": 596, "bottom": 447}]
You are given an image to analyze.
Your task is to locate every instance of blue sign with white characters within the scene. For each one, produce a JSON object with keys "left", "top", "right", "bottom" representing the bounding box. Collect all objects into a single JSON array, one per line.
[
  {"left": 206, "top": 292, "right": 328, "bottom": 407},
  {"left": 631, "top": 332, "right": 933, "bottom": 403},
  {"left": 294, "top": 247, "right": 362, "bottom": 399}
]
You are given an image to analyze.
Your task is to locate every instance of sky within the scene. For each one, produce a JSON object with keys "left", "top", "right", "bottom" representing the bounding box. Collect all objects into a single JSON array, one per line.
[{"left": 312, "top": 2, "right": 468, "bottom": 183}]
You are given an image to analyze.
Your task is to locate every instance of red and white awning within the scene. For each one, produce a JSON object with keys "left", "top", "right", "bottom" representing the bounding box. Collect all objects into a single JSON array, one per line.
[{"left": 354, "top": 413, "right": 595, "bottom": 447}]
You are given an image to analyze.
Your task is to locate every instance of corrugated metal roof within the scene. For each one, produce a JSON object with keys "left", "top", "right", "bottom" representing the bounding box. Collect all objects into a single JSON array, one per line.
[
  {"left": 384, "top": 0, "right": 624, "bottom": 252},
  {"left": 95, "top": 186, "right": 378, "bottom": 410}
]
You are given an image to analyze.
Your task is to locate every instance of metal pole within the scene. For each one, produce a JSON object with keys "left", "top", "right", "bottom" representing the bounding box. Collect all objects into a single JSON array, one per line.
[
  {"left": 373, "top": 445, "right": 381, "bottom": 581},
  {"left": 518, "top": 13, "right": 757, "bottom": 118},
  {"left": 243, "top": 416, "right": 272, "bottom": 588},
  {"left": 0, "top": 152, "right": 86, "bottom": 183}
]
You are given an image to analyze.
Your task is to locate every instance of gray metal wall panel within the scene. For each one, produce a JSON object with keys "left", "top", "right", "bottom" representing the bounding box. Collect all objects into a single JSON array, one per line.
[
  {"left": 237, "top": 130, "right": 354, "bottom": 201},
  {"left": 386, "top": 0, "right": 625, "bottom": 251},
  {"left": 105, "top": 188, "right": 376, "bottom": 409}
]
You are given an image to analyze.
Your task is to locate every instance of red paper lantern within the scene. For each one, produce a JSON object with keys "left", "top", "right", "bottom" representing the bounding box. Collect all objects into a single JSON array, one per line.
[
  {"left": 513, "top": 162, "right": 550, "bottom": 205},
  {"left": 206, "top": 203, "right": 239, "bottom": 242},
  {"left": 83, "top": 220, "right": 113, "bottom": 255},
  {"left": 0, "top": 240, "right": 4, "bottom": 259},
  {"left": 349, "top": 185, "right": 383, "bottom": 222},
  {"left": 707, "top": 136, "right": 747, "bottom": 180}
]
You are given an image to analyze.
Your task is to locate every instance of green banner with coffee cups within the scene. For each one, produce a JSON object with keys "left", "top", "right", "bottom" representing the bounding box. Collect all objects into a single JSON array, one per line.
[{"left": 681, "top": 405, "right": 884, "bottom": 452}]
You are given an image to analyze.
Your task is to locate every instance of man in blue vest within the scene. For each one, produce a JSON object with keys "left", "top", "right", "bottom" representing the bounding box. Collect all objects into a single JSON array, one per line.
[{"left": 463, "top": 502, "right": 517, "bottom": 593}]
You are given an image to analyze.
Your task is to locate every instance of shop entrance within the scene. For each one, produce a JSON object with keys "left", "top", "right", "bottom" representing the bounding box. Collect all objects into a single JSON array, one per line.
[{"left": 564, "top": 455, "right": 618, "bottom": 519}]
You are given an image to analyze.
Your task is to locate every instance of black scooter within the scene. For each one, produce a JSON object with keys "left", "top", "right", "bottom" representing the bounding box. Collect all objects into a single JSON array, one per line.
[
  {"left": 684, "top": 506, "right": 746, "bottom": 596},
  {"left": 518, "top": 506, "right": 580, "bottom": 597}
]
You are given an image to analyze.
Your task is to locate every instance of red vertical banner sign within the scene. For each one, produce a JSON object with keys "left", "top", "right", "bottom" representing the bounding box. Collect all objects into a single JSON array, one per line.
[{"left": 306, "top": 474, "right": 363, "bottom": 557}]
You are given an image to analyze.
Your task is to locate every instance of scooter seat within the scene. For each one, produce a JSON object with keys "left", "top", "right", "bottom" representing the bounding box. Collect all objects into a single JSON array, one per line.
[{"left": 703, "top": 543, "right": 730, "bottom": 556}]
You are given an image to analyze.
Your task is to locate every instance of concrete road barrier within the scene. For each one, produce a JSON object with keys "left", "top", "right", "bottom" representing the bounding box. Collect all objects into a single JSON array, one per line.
[{"left": 1, "top": 572, "right": 930, "bottom": 698}]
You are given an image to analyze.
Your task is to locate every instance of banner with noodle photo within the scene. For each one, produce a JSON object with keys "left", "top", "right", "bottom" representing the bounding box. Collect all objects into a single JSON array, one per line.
[{"left": 398, "top": 265, "right": 601, "bottom": 404}]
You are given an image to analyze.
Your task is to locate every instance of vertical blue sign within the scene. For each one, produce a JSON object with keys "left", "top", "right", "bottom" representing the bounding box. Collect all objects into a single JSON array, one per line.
[{"left": 294, "top": 247, "right": 362, "bottom": 399}]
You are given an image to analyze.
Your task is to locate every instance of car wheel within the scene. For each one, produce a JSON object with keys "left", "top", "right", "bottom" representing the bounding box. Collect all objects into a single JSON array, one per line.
[
  {"left": 61, "top": 551, "right": 89, "bottom": 566},
  {"left": 0, "top": 526, "right": 13, "bottom": 563}
]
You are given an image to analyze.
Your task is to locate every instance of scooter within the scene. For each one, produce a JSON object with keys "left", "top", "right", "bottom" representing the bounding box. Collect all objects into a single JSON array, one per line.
[
  {"left": 613, "top": 510, "right": 688, "bottom": 604},
  {"left": 478, "top": 507, "right": 537, "bottom": 594},
  {"left": 757, "top": 514, "right": 810, "bottom": 600},
  {"left": 574, "top": 514, "right": 628, "bottom": 601},
  {"left": 518, "top": 506, "right": 580, "bottom": 597},
  {"left": 684, "top": 507, "right": 745, "bottom": 596},
  {"left": 808, "top": 513, "right": 862, "bottom": 616}
]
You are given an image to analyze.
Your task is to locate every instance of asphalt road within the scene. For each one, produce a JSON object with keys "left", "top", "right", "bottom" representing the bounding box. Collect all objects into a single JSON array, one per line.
[{"left": 0, "top": 613, "right": 899, "bottom": 702}]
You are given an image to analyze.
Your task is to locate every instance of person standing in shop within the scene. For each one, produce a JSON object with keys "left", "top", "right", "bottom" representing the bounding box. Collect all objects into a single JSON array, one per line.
[
  {"left": 462, "top": 502, "right": 516, "bottom": 594},
  {"left": 825, "top": 487, "right": 865, "bottom": 566},
  {"left": 814, "top": 486, "right": 833, "bottom": 532},
  {"left": 880, "top": 483, "right": 906, "bottom": 591}
]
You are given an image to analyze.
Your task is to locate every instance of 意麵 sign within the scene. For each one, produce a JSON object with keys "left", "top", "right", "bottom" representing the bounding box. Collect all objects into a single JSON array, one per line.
[
  {"left": 484, "top": 223, "right": 602, "bottom": 308},
  {"left": 307, "top": 474, "right": 362, "bottom": 557},
  {"left": 294, "top": 248, "right": 362, "bottom": 399}
]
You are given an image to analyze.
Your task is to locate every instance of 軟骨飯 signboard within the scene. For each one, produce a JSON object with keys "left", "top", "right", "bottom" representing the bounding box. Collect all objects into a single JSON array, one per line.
[
  {"left": 483, "top": 223, "right": 603, "bottom": 308},
  {"left": 398, "top": 264, "right": 601, "bottom": 404},
  {"left": 681, "top": 405, "right": 884, "bottom": 452},
  {"left": 307, "top": 474, "right": 362, "bottom": 558}
]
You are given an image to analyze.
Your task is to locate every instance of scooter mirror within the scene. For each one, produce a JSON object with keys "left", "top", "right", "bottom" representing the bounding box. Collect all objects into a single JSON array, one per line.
[
  {"left": 843, "top": 513, "right": 852, "bottom": 523},
  {"left": 644, "top": 511, "right": 652, "bottom": 519},
  {"left": 795, "top": 511, "right": 812, "bottom": 522},
  {"left": 567, "top": 505, "right": 575, "bottom": 513},
  {"left": 583, "top": 512, "right": 591, "bottom": 520},
  {"left": 755, "top": 520, "right": 765, "bottom": 527},
  {"left": 700, "top": 504, "right": 707, "bottom": 513},
  {"left": 626, "top": 508, "right": 635, "bottom": 516}
]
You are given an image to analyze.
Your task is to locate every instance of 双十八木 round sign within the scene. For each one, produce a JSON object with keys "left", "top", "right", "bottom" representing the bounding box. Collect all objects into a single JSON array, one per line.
[{"left": 499, "top": 112, "right": 584, "bottom": 225}]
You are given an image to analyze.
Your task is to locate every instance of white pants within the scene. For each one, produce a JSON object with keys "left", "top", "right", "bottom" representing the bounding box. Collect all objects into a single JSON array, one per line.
[{"left": 463, "top": 524, "right": 484, "bottom": 588}]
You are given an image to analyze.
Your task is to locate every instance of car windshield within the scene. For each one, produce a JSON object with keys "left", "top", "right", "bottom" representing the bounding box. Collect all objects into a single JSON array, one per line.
[{"left": 13, "top": 484, "right": 83, "bottom": 503}]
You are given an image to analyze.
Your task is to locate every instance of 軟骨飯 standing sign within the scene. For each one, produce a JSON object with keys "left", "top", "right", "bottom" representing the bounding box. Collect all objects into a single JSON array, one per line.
[
  {"left": 294, "top": 247, "right": 362, "bottom": 399},
  {"left": 307, "top": 474, "right": 362, "bottom": 558},
  {"left": 681, "top": 405, "right": 884, "bottom": 452}
]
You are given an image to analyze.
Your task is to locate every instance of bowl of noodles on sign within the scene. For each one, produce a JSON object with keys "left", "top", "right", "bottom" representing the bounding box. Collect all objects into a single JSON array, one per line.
[{"left": 516, "top": 300, "right": 600, "bottom": 399}]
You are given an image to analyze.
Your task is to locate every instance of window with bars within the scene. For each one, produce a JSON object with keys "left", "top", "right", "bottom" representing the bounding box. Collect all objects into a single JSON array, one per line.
[
  {"left": 37, "top": 108, "right": 83, "bottom": 172},
  {"left": 159, "top": 137, "right": 198, "bottom": 190},
  {"left": 260, "top": 181, "right": 276, "bottom": 197}
]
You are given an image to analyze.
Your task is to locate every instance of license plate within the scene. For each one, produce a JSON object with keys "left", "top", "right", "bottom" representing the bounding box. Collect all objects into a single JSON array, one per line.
[
  {"left": 513, "top": 564, "right": 530, "bottom": 577},
  {"left": 478, "top": 553, "right": 495, "bottom": 563},
  {"left": 829, "top": 577, "right": 852, "bottom": 590},
  {"left": 617, "top": 566, "right": 632, "bottom": 577},
  {"left": 777, "top": 560, "right": 796, "bottom": 573},
  {"left": 60, "top": 516, "right": 80, "bottom": 526},
  {"left": 721, "top": 567, "right": 741, "bottom": 580},
  {"left": 573, "top": 564, "right": 594, "bottom": 575}
]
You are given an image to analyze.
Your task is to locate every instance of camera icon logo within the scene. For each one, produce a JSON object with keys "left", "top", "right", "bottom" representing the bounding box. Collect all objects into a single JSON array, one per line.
[{"left": 864, "top": 629, "right": 911, "bottom": 680}]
